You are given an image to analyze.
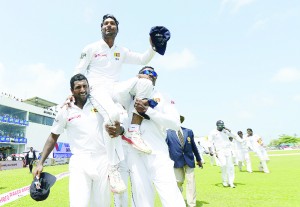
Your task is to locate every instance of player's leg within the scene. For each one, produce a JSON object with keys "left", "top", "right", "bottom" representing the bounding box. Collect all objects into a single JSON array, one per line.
[
  {"left": 217, "top": 153, "right": 228, "bottom": 186},
  {"left": 90, "top": 154, "right": 110, "bottom": 207},
  {"left": 226, "top": 154, "right": 235, "bottom": 188},
  {"left": 114, "top": 77, "right": 153, "bottom": 154},
  {"left": 127, "top": 149, "right": 154, "bottom": 207},
  {"left": 90, "top": 88, "right": 126, "bottom": 194},
  {"left": 69, "top": 155, "right": 92, "bottom": 207},
  {"left": 244, "top": 151, "right": 252, "bottom": 173},
  {"left": 114, "top": 146, "right": 131, "bottom": 207},
  {"left": 152, "top": 155, "right": 186, "bottom": 207}
]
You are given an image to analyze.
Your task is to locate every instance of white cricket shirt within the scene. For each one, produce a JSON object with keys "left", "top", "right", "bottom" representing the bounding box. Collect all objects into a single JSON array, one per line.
[
  {"left": 51, "top": 99, "right": 105, "bottom": 155},
  {"left": 75, "top": 39, "right": 155, "bottom": 87}
]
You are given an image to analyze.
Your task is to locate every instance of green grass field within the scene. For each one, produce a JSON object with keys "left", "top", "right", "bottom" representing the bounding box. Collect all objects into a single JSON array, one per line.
[{"left": 1, "top": 150, "right": 299, "bottom": 207}]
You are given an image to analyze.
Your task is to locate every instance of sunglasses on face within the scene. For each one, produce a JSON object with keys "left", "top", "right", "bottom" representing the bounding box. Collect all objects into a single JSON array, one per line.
[{"left": 141, "top": 70, "right": 158, "bottom": 77}]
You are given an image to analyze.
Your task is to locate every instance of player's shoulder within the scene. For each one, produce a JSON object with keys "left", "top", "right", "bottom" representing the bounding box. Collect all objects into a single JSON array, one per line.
[{"left": 153, "top": 89, "right": 176, "bottom": 105}]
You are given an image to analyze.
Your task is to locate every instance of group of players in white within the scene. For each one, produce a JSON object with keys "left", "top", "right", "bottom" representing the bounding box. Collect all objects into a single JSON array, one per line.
[
  {"left": 32, "top": 14, "right": 270, "bottom": 207},
  {"left": 197, "top": 121, "right": 270, "bottom": 189}
]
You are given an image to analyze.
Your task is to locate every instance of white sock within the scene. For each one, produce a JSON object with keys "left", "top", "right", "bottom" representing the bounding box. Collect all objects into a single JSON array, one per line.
[{"left": 129, "top": 124, "right": 140, "bottom": 132}]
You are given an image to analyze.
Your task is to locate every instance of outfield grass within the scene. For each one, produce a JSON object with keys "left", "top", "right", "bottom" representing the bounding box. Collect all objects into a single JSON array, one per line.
[{"left": 1, "top": 150, "right": 299, "bottom": 207}]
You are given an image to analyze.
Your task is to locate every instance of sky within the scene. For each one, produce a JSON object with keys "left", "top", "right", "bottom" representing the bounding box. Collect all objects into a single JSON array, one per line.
[{"left": 0, "top": 0, "right": 299, "bottom": 144}]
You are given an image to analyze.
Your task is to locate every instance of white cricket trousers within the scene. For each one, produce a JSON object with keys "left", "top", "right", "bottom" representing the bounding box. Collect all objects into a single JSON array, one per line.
[
  {"left": 89, "top": 77, "right": 153, "bottom": 165},
  {"left": 69, "top": 152, "right": 110, "bottom": 207},
  {"left": 127, "top": 149, "right": 186, "bottom": 207},
  {"left": 237, "top": 149, "right": 252, "bottom": 172},
  {"left": 113, "top": 145, "right": 136, "bottom": 207},
  {"left": 255, "top": 147, "right": 270, "bottom": 173},
  {"left": 217, "top": 150, "right": 235, "bottom": 185}
]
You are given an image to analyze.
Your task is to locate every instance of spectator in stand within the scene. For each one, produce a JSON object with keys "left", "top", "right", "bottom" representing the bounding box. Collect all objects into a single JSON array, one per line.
[{"left": 25, "top": 147, "right": 37, "bottom": 173}]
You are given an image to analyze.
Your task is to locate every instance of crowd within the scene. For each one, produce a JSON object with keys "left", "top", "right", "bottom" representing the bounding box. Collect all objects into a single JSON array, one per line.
[
  {"left": 29, "top": 14, "right": 270, "bottom": 207},
  {"left": 0, "top": 113, "right": 28, "bottom": 126}
]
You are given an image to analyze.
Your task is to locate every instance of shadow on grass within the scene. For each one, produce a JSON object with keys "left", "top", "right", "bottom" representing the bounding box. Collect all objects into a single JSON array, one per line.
[
  {"left": 214, "top": 182, "right": 246, "bottom": 187},
  {"left": 0, "top": 187, "right": 7, "bottom": 190},
  {"left": 196, "top": 200, "right": 209, "bottom": 206}
]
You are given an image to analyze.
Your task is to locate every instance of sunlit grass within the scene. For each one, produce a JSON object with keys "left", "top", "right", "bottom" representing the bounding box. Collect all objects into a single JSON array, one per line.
[{"left": 1, "top": 150, "right": 299, "bottom": 207}]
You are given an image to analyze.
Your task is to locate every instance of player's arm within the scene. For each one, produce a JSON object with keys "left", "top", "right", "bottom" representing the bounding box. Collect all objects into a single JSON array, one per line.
[
  {"left": 34, "top": 133, "right": 60, "bottom": 178},
  {"left": 144, "top": 100, "right": 180, "bottom": 130},
  {"left": 33, "top": 109, "right": 67, "bottom": 178},
  {"left": 207, "top": 134, "right": 215, "bottom": 156},
  {"left": 123, "top": 47, "right": 155, "bottom": 65},
  {"left": 74, "top": 46, "right": 93, "bottom": 75}
]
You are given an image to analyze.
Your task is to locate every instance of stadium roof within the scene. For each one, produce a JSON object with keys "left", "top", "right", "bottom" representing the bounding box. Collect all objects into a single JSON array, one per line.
[{"left": 22, "top": 96, "right": 57, "bottom": 108}]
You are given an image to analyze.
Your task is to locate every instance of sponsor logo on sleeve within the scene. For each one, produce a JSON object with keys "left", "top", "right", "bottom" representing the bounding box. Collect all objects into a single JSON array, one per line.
[{"left": 68, "top": 114, "right": 81, "bottom": 122}]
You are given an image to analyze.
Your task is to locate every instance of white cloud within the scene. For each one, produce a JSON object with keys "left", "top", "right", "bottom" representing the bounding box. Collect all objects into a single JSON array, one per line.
[
  {"left": 153, "top": 49, "right": 199, "bottom": 71},
  {"left": 1, "top": 63, "right": 68, "bottom": 103},
  {"left": 272, "top": 67, "right": 300, "bottom": 83},
  {"left": 221, "top": 0, "right": 256, "bottom": 13}
]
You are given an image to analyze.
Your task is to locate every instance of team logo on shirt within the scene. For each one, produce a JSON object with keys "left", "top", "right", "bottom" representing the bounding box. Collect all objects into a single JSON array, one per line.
[
  {"left": 91, "top": 108, "right": 98, "bottom": 113},
  {"left": 187, "top": 137, "right": 191, "bottom": 144},
  {"left": 114, "top": 52, "right": 120, "bottom": 60},
  {"left": 171, "top": 100, "right": 175, "bottom": 104},
  {"left": 80, "top": 53, "right": 86, "bottom": 59}
]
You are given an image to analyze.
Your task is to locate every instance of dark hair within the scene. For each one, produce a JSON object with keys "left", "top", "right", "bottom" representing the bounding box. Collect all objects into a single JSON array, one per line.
[
  {"left": 70, "top": 74, "right": 89, "bottom": 90},
  {"left": 101, "top": 14, "right": 119, "bottom": 29},
  {"left": 247, "top": 128, "right": 253, "bottom": 132},
  {"left": 237, "top": 131, "right": 243, "bottom": 134},
  {"left": 138, "top": 66, "right": 155, "bottom": 74}
]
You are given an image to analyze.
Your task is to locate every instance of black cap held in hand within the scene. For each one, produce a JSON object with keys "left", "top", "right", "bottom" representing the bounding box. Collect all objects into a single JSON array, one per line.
[
  {"left": 149, "top": 26, "right": 171, "bottom": 55},
  {"left": 30, "top": 172, "right": 56, "bottom": 201}
]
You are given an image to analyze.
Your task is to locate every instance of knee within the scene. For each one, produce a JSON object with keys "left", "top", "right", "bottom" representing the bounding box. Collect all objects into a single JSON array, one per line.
[{"left": 137, "top": 77, "right": 152, "bottom": 87}]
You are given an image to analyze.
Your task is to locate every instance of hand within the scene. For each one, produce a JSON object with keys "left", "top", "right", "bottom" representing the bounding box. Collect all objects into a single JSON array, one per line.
[
  {"left": 224, "top": 127, "right": 231, "bottom": 133},
  {"left": 33, "top": 162, "right": 43, "bottom": 179},
  {"left": 197, "top": 161, "right": 203, "bottom": 169},
  {"left": 149, "top": 36, "right": 155, "bottom": 50},
  {"left": 134, "top": 99, "right": 149, "bottom": 113},
  {"left": 61, "top": 95, "right": 75, "bottom": 108},
  {"left": 105, "top": 121, "right": 124, "bottom": 138}
]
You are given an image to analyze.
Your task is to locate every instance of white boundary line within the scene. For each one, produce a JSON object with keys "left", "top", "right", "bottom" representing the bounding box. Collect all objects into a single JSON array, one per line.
[{"left": 0, "top": 171, "right": 69, "bottom": 206}]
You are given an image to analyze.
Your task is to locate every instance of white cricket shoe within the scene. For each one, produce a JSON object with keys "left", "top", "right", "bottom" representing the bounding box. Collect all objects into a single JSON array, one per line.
[
  {"left": 229, "top": 184, "right": 236, "bottom": 188},
  {"left": 122, "top": 130, "right": 152, "bottom": 154},
  {"left": 222, "top": 182, "right": 229, "bottom": 187},
  {"left": 108, "top": 165, "right": 126, "bottom": 194}
]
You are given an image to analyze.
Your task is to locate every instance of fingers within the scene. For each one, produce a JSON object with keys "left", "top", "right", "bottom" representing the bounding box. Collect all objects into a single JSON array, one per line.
[{"left": 105, "top": 124, "right": 119, "bottom": 138}]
